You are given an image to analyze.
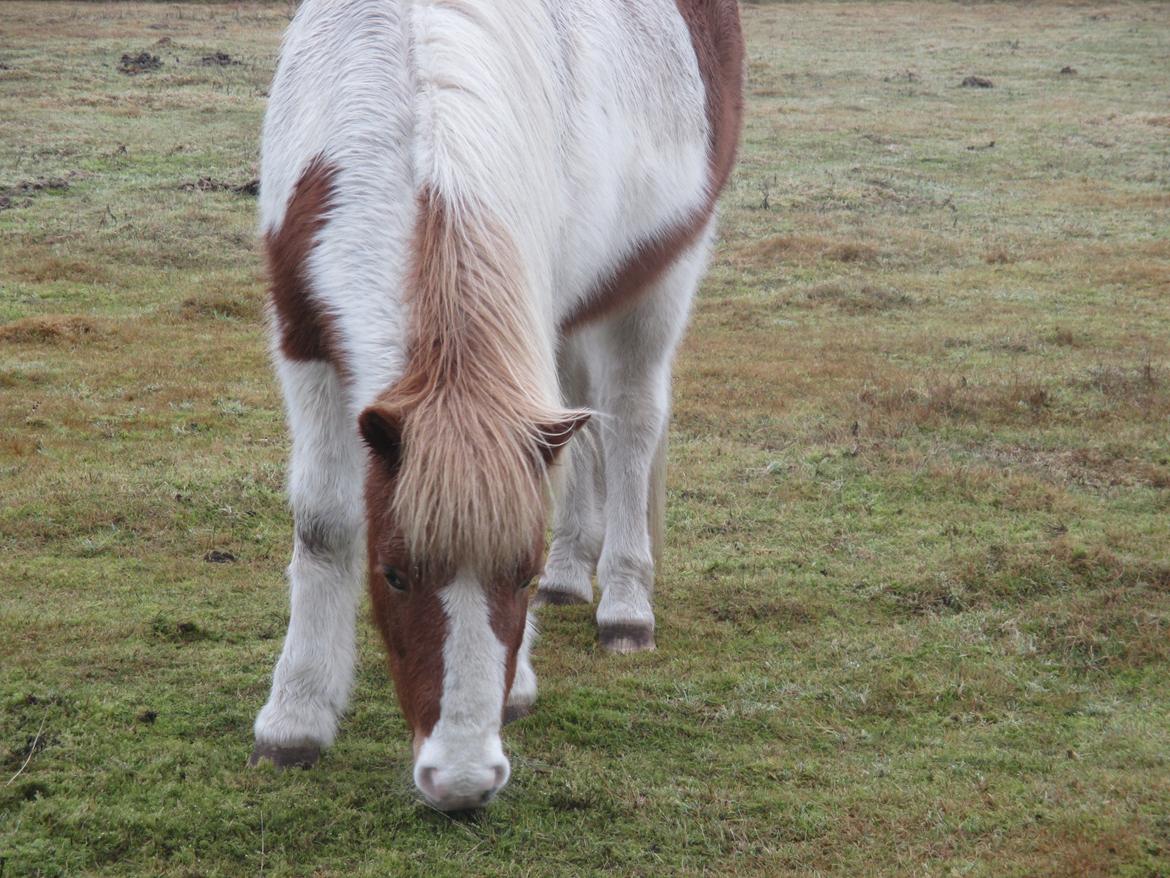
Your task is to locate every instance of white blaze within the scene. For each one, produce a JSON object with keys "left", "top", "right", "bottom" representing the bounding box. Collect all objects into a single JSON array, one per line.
[{"left": 413, "top": 570, "right": 510, "bottom": 809}]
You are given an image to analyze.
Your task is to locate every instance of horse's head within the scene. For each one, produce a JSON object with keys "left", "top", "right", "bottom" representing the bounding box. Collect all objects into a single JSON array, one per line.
[{"left": 359, "top": 400, "right": 588, "bottom": 809}]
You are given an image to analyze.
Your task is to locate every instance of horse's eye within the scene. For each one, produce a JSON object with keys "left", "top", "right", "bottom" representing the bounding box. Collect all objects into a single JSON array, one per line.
[
  {"left": 516, "top": 576, "right": 533, "bottom": 595},
  {"left": 383, "top": 566, "right": 407, "bottom": 592}
]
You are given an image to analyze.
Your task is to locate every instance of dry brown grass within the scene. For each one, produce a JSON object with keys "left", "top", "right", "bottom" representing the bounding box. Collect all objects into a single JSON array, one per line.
[
  {"left": 0, "top": 315, "right": 105, "bottom": 344},
  {"left": 736, "top": 233, "right": 882, "bottom": 268}
]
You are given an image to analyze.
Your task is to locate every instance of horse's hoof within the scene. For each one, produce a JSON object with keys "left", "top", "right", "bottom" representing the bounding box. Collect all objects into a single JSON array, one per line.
[
  {"left": 532, "top": 587, "right": 589, "bottom": 608},
  {"left": 502, "top": 703, "right": 533, "bottom": 725},
  {"left": 598, "top": 623, "right": 656, "bottom": 654},
  {"left": 248, "top": 741, "right": 321, "bottom": 770}
]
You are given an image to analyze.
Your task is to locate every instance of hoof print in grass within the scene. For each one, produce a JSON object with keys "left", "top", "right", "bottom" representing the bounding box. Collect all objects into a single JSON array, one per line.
[
  {"left": 960, "top": 76, "right": 993, "bottom": 88},
  {"left": 248, "top": 742, "right": 320, "bottom": 770},
  {"left": 204, "top": 549, "right": 236, "bottom": 563},
  {"left": 599, "top": 624, "right": 656, "bottom": 654}
]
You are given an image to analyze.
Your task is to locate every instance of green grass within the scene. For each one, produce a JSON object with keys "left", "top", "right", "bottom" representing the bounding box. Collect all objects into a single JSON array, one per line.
[{"left": 2, "top": 2, "right": 1169, "bottom": 875}]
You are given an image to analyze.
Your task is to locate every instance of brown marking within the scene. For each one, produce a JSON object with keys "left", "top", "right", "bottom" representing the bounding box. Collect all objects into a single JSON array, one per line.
[
  {"left": 365, "top": 456, "right": 447, "bottom": 739},
  {"left": 560, "top": 1, "right": 744, "bottom": 333},
  {"left": 364, "top": 443, "right": 541, "bottom": 740},
  {"left": 265, "top": 156, "right": 345, "bottom": 368},
  {"left": 488, "top": 528, "right": 544, "bottom": 704}
]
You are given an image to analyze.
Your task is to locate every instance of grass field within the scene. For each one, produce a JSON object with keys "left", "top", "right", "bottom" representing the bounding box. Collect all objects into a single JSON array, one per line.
[{"left": 2, "top": 2, "right": 1169, "bottom": 875}]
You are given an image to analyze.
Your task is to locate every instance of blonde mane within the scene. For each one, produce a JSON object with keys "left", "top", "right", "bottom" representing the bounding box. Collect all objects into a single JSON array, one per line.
[{"left": 372, "top": 187, "right": 574, "bottom": 568}]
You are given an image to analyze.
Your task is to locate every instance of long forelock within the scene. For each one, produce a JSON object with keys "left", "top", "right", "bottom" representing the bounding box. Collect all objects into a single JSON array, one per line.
[{"left": 384, "top": 187, "right": 563, "bottom": 569}]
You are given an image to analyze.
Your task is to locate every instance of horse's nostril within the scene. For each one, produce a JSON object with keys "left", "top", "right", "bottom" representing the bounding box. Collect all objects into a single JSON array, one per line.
[
  {"left": 492, "top": 764, "right": 508, "bottom": 788},
  {"left": 417, "top": 766, "right": 442, "bottom": 801}
]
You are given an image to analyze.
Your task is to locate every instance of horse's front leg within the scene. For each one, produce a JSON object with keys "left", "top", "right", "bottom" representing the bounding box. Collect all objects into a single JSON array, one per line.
[
  {"left": 536, "top": 335, "right": 604, "bottom": 607},
  {"left": 251, "top": 358, "right": 366, "bottom": 768},
  {"left": 591, "top": 236, "right": 710, "bottom": 653}
]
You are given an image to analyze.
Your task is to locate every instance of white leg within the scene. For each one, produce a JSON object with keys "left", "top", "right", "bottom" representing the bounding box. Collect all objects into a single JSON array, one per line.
[
  {"left": 503, "top": 612, "right": 539, "bottom": 722},
  {"left": 536, "top": 335, "right": 604, "bottom": 606},
  {"left": 251, "top": 359, "right": 366, "bottom": 768},
  {"left": 593, "top": 232, "right": 711, "bottom": 653}
]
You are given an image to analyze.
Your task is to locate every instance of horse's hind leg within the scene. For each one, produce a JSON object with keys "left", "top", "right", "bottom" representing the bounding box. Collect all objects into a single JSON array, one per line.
[
  {"left": 592, "top": 227, "right": 712, "bottom": 653},
  {"left": 251, "top": 357, "right": 365, "bottom": 768}
]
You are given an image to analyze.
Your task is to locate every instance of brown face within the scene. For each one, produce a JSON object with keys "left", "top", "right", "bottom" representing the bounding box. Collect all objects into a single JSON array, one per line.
[{"left": 363, "top": 450, "right": 539, "bottom": 743}]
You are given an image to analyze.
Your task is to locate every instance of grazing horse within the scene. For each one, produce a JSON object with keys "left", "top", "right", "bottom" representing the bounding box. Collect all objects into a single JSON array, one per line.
[{"left": 250, "top": 0, "right": 742, "bottom": 810}]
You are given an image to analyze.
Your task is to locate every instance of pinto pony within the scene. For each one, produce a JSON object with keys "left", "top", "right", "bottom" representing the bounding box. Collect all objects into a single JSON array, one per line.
[{"left": 250, "top": 0, "right": 743, "bottom": 810}]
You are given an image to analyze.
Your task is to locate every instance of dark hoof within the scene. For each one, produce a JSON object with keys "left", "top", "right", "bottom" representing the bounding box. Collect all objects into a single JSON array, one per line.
[
  {"left": 248, "top": 742, "right": 321, "bottom": 770},
  {"left": 532, "top": 588, "right": 588, "bottom": 608},
  {"left": 598, "top": 623, "right": 656, "bottom": 654},
  {"left": 503, "top": 703, "right": 533, "bottom": 725}
]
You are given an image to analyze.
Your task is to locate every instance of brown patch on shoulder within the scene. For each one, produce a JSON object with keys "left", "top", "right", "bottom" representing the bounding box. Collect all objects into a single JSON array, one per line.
[
  {"left": 265, "top": 156, "right": 344, "bottom": 368},
  {"left": 560, "top": 0, "right": 744, "bottom": 333},
  {"left": 676, "top": 0, "right": 744, "bottom": 204}
]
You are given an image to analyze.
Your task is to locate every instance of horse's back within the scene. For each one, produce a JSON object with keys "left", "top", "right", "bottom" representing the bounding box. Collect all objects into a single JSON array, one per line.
[{"left": 259, "top": 0, "right": 744, "bottom": 380}]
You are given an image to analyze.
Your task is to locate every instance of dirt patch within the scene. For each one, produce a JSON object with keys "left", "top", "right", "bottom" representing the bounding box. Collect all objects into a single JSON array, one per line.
[
  {"left": 150, "top": 616, "right": 218, "bottom": 643},
  {"left": 0, "top": 174, "right": 79, "bottom": 211},
  {"left": 960, "top": 76, "right": 994, "bottom": 88},
  {"left": 1060, "top": 66, "right": 1078, "bottom": 75},
  {"left": 204, "top": 549, "right": 237, "bottom": 564},
  {"left": 198, "top": 52, "right": 238, "bottom": 67},
  {"left": 118, "top": 52, "right": 162, "bottom": 75},
  {"left": 0, "top": 315, "right": 103, "bottom": 344},
  {"left": 179, "top": 176, "right": 259, "bottom": 196}
]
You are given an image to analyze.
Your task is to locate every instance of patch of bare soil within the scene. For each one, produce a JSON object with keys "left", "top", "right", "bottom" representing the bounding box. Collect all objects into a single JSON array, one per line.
[
  {"left": 118, "top": 52, "right": 162, "bottom": 75},
  {"left": 960, "top": 76, "right": 994, "bottom": 88},
  {"left": 198, "top": 52, "right": 238, "bottom": 67},
  {"left": 179, "top": 177, "right": 259, "bottom": 196},
  {"left": 0, "top": 315, "right": 103, "bottom": 344},
  {"left": 0, "top": 174, "right": 80, "bottom": 211}
]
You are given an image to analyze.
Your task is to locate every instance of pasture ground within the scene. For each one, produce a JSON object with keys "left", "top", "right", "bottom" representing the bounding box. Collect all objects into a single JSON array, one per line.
[{"left": 2, "top": 2, "right": 1169, "bottom": 875}]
